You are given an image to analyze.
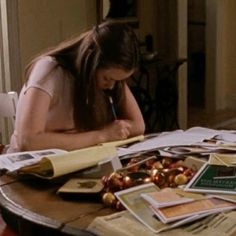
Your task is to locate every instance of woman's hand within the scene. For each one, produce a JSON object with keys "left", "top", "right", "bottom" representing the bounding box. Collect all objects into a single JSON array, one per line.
[{"left": 100, "top": 120, "right": 132, "bottom": 142}]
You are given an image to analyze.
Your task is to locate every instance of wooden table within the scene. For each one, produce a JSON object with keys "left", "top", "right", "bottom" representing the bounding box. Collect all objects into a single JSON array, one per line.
[{"left": 0, "top": 174, "right": 115, "bottom": 236}]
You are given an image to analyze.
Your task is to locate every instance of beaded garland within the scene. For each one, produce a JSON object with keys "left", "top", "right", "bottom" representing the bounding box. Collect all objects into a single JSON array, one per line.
[{"left": 100, "top": 151, "right": 196, "bottom": 210}]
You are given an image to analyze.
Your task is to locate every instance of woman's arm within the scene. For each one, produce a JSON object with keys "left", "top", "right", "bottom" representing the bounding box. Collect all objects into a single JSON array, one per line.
[
  {"left": 118, "top": 83, "right": 145, "bottom": 136},
  {"left": 15, "top": 87, "right": 139, "bottom": 151}
]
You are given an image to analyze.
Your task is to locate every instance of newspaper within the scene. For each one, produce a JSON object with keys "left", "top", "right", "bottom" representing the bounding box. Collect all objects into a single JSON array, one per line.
[
  {"left": 0, "top": 149, "right": 66, "bottom": 172},
  {"left": 88, "top": 210, "right": 236, "bottom": 236}
]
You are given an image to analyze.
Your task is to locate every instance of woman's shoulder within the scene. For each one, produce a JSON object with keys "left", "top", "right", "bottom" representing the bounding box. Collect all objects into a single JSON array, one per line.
[
  {"left": 27, "top": 56, "right": 62, "bottom": 88},
  {"left": 34, "top": 56, "right": 58, "bottom": 71},
  {"left": 25, "top": 56, "right": 65, "bottom": 99},
  {"left": 28, "top": 56, "right": 61, "bottom": 81}
]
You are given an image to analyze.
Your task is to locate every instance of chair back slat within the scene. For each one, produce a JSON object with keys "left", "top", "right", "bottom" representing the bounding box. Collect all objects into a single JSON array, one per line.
[{"left": 0, "top": 91, "right": 18, "bottom": 145}]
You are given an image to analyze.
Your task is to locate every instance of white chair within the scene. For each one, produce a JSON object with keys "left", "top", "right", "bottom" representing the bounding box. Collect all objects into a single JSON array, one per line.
[{"left": 0, "top": 91, "right": 18, "bottom": 145}]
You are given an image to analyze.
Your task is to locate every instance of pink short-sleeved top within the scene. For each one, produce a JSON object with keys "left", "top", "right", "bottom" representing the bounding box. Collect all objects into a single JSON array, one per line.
[{"left": 8, "top": 56, "right": 75, "bottom": 152}]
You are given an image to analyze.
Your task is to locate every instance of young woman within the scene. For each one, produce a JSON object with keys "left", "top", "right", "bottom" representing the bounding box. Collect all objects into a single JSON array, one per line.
[{"left": 8, "top": 21, "right": 145, "bottom": 152}]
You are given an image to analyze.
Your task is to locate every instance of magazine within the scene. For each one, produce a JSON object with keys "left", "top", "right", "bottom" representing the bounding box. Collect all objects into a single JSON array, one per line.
[
  {"left": 141, "top": 188, "right": 194, "bottom": 208},
  {"left": 114, "top": 183, "right": 220, "bottom": 233},
  {"left": 151, "top": 197, "right": 236, "bottom": 223},
  {"left": 185, "top": 153, "right": 236, "bottom": 194},
  {"left": 115, "top": 183, "right": 162, "bottom": 233}
]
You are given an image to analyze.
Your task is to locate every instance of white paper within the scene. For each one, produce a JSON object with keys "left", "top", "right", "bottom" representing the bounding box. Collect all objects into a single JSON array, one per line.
[
  {"left": 215, "top": 133, "right": 236, "bottom": 143},
  {"left": 0, "top": 149, "right": 66, "bottom": 172},
  {"left": 118, "top": 127, "right": 236, "bottom": 157}
]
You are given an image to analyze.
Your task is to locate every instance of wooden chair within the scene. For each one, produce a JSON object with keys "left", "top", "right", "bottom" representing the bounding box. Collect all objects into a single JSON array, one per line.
[{"left": 0, "top": 91, "right": 18, "bottom": 147}]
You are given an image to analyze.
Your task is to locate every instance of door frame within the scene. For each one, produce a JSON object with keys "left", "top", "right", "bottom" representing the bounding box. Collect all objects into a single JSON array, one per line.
[{"left": 0, "top": 0, "right": 21, "bottom": 144}]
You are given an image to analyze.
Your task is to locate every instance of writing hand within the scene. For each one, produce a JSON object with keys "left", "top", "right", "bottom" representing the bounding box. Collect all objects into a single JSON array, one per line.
[{"left": 101, "top": 120, "right": 131, "bottom": 142}]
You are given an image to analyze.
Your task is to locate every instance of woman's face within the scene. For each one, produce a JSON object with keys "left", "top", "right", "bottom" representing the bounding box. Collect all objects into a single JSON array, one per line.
[{"left": 95, "top": 67, "right": 134, "bottom": 90}]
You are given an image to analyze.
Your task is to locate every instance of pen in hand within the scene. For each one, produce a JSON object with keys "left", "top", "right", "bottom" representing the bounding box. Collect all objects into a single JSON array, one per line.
[
  {"left": 108, "top": 95, "right": 117, "bottom": 120},
  {"left": 104, "top": 89, "right": 117, "bottom": 120}
]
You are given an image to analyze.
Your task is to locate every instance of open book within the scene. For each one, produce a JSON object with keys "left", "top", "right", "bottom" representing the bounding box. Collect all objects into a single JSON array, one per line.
[{"left": 0, "top": 135, "right": 144, "bottom": 179}]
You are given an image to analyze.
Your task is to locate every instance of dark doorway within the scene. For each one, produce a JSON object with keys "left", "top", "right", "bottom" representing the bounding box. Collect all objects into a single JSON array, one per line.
[{"left": 187, "top": 0, "right": 206, "bottom": 109}]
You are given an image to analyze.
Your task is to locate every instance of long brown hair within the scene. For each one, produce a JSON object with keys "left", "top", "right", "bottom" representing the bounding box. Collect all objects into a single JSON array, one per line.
[{"left": 25, "top": 21, "right": 139, "bottom": 130}]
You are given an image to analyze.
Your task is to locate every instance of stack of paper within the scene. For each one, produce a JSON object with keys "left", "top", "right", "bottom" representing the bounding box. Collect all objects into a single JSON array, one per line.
[
  {"left": 115, "top": 183, "right": 236, "bottom": 233},
  {"left": 117, "top": 127, "right": 236, "bottom": 157},
  {"left": 150, "top": 196, "right": 236, "bottom": 224},
  {"left": 141, "top": 187, "right": 236, "bottom": 224}
]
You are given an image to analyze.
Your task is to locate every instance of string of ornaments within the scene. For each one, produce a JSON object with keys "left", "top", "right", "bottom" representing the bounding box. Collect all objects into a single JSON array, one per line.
[{"left": 100, "top": 151, "right": 196, "bottom": 210}]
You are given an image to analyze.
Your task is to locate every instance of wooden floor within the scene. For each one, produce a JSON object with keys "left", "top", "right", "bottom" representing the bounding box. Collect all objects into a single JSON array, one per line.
[{"left": 188, "top": 108, "right": 236, "bottom": 130}]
